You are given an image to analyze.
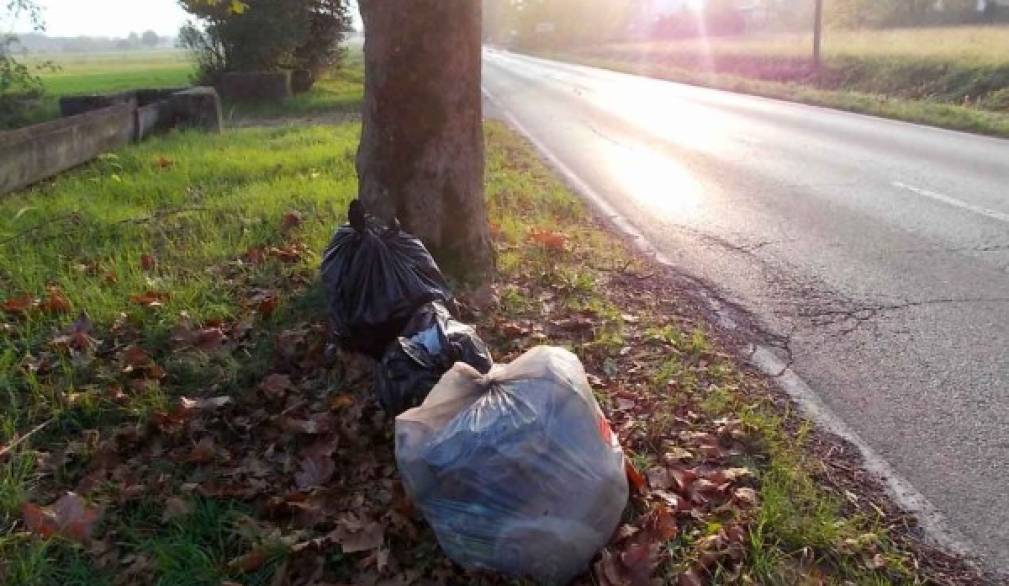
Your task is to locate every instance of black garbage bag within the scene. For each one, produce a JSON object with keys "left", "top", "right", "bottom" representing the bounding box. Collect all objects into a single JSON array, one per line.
[
  {"left": 321, "top": 200, "right": 452, "bottom": 358},
  {"left": 376, "top": 301, "right": 493, "bottom": 416}
]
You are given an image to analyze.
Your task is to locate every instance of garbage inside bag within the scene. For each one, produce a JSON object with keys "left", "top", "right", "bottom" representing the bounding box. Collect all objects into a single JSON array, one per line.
[
  {"left": 376, "top": 301, "right": 493, "bottom": 416},
  {"left": 395, "top": 346, "right": 628, "bottom": 585},
  {"left": 321, "top": 200, "right": 452, "bottom": 358}
]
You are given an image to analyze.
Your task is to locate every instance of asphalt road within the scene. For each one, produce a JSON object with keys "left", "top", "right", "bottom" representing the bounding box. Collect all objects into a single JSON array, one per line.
[{"left": 483, "top": 49, "right": 1009, "bottom": 572}]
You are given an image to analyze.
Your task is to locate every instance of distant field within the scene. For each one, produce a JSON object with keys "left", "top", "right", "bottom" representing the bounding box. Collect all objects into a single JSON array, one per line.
[
  {"left": 607, "top": 26, "right": 1009, "bottom": 64},
  {"left": 8, "top": 49, "right": 364, "bottom": 129},
  {"left": 543, "top": 25, "right": 1009, "bottom": 136},
  {"left": 31, "top": 50, "right": 196, "bottom": 97},
  {"left": 8, "top": 51, "right": 195, "bottom": 127}
]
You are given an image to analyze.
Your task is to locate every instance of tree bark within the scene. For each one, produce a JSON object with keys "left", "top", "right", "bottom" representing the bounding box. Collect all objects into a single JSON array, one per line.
[{"left": 357, "top": 0, "right": 494, "bottom": 280}]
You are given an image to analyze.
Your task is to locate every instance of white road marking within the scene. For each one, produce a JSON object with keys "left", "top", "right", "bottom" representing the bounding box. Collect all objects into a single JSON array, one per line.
[{"left": 893, "top": 181, "right": 1009, "bottom": 225}]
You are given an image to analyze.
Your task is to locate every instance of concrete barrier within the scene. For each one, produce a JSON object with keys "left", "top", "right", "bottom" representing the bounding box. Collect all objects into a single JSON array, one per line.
[
  {"left": 217, "top": 71, "right": 292, "bottom": 102},
  {"left": 1, "top": 86, "right": 223, "bottom": 197},
  {"left": 0, "top": 104, "right": 135, "bottom": 195}
]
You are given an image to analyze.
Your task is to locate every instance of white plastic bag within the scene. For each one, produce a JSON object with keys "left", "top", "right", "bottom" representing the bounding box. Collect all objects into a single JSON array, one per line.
[{"left": 395, "top": 346, "right": 628, "bottom": 585}]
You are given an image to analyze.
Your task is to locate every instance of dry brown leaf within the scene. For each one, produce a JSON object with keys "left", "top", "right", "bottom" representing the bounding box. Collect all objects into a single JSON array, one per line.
[
  {"left": 259, "top": 374, "right": 293, "bottom": 400},
  {"left": 129, "top": 291, "right": 170, "bottom": 308},
  {"left": 331, "top": 518, "right": 384, "bottom": 554},
  {"left": 625, "top": 459, "right": 647, "bottom": 494},
  {"left": 41, "top": 287, "right": 72, "bottom": 314},
  {"left": 193, "top": 327, "right": 225, "bottom": 351},
  {"left": 162, "top": 497, "right": 194, "bottom": 522},
  {"left": 140, "top": 254, "right": 157, "bottom": 271},
  {"left": 21, "top": 492, "right": 102, "bottom": 542},
  {"left": 188, "top": 437, "right": 217, "bottom": 464},
  {"left": 528, "top": 228, "right": 569, "bottom": 251},
  {"left": 678, "top": 567, "right": 706, "bottom": 586},
  {"left": 281, "top": 211, "right": 304, "bottom": 232},
  {"left": 2, "top": 295, "right": 37, "bottom": 315},
  {"left": 121, "top": 345, "right": 152, "bottom": 369},
  {"left": 228, "top": 548, "right": 270, "bottom": 573},
  {"left": 295, "top": 454, "right": 336, "bottom": 490},
  {"left": 646, "top": 467, "right": 672, "bottom": 490},
  {"left": 733, "top": 487, "right": 758, "bottom": 508}
]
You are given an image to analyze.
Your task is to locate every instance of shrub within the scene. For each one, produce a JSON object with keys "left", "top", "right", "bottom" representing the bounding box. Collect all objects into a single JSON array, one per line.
[{"left": 178, "top": 0, "right": 352, "bottom": 86}]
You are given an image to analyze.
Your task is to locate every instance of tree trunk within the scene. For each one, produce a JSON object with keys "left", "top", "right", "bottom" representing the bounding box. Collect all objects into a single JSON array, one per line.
[{"left": 357, "top": 0, "right": 494, "bottom": 280}]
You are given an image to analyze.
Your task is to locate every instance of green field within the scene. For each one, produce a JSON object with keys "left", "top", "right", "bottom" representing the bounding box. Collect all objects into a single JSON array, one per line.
[
  {"left": 545, "top": 25, "right": 1009, "bottom": 136},
  {"left": 31, "top": 51, "right": 196, "bottom": 96},
  {"left": 8, "top": 49, "right": 365, "bottom": 129},
  {"left": 11, "top": 51, "right": 195, "bottom": 126}
]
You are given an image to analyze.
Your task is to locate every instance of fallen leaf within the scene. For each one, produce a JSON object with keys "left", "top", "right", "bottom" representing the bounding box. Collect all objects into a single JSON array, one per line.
[
  {"left": 620, "top": 541, "right": 659, "bottom": 585},
  {"left": 129, "top": 291, "right": 170, "bottom": 308},
  {"left": 41, "top": 287, "right": 72, "bottom": 314},
  {"left": 154, "top": 156, "right": 174, "bottom": 169},
  {"left": 140, "top": 254, "right": 157, "bottom": 271},
  {"left": 188, "top": 437, "right": 217, "bottom": 464},
  {"left": 642, "top": 504, "right": 679, "bottom": 542},
  {"left": 646, "top": 467, "right": 672, "bottom": 490},
  {"left": 257, "top": 294, "right": 279, "bottom": 317},
  {"left": 121, "top": 345, "right": 152, "bottom": 369},
  {"left": 228, "top": 548, "right": 270, "bottom": 573},
  {"left": 678, "top": 567, "right": 706, "bottom": 586},
  {"left": 260, "top": 374, "right": 293, "bottom": 400},
  {"left": 295, "top": 454, "right": 336, "bottom": 489},
  {"left": 331, "top": 517, "right": 384, "bottom": 553},
  {"left": 50, "top": 315, "right": 100, "bottom": 352},
  {"left": 733, "top": 487, "right": 758, "bottom": 508},
  {"left": 244, "top": 246, "right": 268, "bottom": 265},
  {"left": 281, "top": 211, "right": 303, "bottom": 232},
  {"left": 2, "top": 295, "right": 37, "bottom": 315},
  {"left": 528, "top": 228, "right": 569, "bottom": 251},
  {"left": 162, "top": 497, "right": 194, "bottom": 522},
  {"left": 626, "top": 460, "right": 647, "bottom": 494},
  {"left": 329, "top": 394, "right": 355, "bottom": 411},
  {"left": 21, "top": 492, "right": 102, "bottom": 542},
  {"left": 192, "top": 327, "right": 225, "bottom": 351}
]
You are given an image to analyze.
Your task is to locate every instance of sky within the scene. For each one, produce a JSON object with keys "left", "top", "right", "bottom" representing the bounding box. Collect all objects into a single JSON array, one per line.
[
  {"left": 12, "top": 0, "right": 362, "bottom": 38},
  {"left": 13, "top": 0, "right": 191, "bottom": 37}
]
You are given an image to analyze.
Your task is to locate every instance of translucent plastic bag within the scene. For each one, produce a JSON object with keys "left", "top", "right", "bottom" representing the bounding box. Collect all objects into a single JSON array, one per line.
[
  {"left": 395, "top": 346, "right": 628, "bottom": 585},
  {"left": 321, "top": 200, "right": 452, "bottom": 358},
  {"left": 376, "top": 301, "right": 493, "bottom": 416}
]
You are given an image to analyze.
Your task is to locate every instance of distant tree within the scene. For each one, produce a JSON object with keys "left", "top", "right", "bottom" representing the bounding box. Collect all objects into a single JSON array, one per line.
[
  {"left": 1, "top": 0, "right": 48, "bottom": 129},
  {"left": 127, "top": 31, "right": 141, "bottom": 48},
  {"left": 178, "top": 0, "right": 351, "bottom": 83},
  {"left": 141, "top": 30, "right": 160, "bottom": 48}
]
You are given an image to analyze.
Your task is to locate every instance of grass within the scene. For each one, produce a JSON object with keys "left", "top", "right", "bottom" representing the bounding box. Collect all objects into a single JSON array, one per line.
[
  {"left": 536, "top": 24, "right": 1009, "bottom": 137},
  {"left": 223, "top": 51, "right": 365, "bottom": 124}
]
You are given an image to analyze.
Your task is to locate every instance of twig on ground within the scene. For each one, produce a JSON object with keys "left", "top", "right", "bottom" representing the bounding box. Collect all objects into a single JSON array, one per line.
[{"left": 0, "top": 417, "right": 55, "bottom": 459}]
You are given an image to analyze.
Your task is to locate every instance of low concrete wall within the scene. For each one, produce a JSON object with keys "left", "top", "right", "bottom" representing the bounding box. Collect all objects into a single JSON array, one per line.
[
  {"left": 2, "top": 86, "right": 223, "bottom": 197},
  {"left": 217, "top": 71, "right": 292, "bottom": 101},
  {"left": 0, "top": 104, "right": 135, "bottom": 195}
]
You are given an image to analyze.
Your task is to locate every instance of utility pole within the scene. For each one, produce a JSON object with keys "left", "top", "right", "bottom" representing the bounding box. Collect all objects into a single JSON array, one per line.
[{"left": 813, "top": 0, "right": 824, "bottom": 69}]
